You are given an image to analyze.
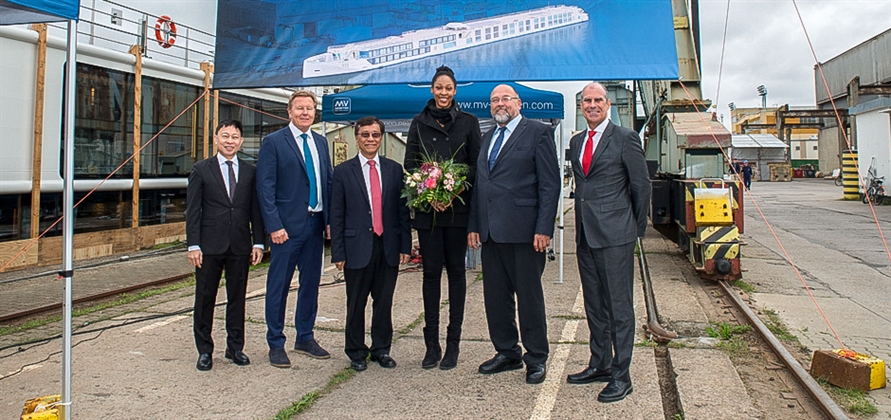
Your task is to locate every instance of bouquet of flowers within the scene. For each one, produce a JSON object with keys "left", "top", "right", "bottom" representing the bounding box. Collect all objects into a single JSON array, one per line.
[{"left": 402, "top": 156, "right": 470, "bottom": 213}]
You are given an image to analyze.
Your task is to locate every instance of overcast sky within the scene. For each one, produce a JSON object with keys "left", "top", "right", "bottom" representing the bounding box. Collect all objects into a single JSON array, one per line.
[{"left": 698, "top": 0, "right": 890, "bottom": 126}]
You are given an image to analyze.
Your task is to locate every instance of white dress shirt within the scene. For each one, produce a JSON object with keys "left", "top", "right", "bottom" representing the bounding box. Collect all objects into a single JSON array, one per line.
[
  {"left": 289, "top": 122, "right": 324, "bottom": 212},
  {"left": 357, "top": 153, "right": 382, "bottom": 213},
  {"left": 487, "top": 115, "right": 523, "bottom": 161},
  {"left": 578, "top": 118, "right": 610, "bottom": 166}
]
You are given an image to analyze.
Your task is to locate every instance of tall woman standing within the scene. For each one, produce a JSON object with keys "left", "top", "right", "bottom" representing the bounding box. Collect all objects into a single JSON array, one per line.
[{"left": 404, "top": 65, "right": 481, "bottom": 370}]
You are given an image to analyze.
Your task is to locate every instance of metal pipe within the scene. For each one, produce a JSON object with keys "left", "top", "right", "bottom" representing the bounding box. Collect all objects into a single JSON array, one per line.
[
  {"left": 60, "top": 19, "right": 77, "bottom": 420},
  {"left": 717, "top": 280, "right": 849, "bottom": 420},
  {"left": 637, "top": 238, "right": 678, "bottom": 343}
]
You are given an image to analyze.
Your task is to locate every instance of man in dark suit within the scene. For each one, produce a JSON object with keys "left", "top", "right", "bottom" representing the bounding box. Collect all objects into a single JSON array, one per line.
[
  {"left": 330, "top": 116, "right": 411, "bottom": 371},
  {"left": 186, "top": 119, "right": 265, "bottom": 371},
  {"left": 257, "top": 90, "right": 334, "bottom": 368},
  {"left": 467, "top": 84, "right": 560, "bottom": 385},
  {"left": 567, "top": 82, "right": 651, "bottom": 403}
]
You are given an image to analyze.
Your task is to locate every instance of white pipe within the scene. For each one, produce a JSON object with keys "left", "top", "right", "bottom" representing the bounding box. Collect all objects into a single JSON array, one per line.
[{"left": 60, "top": 20, "right": 76, "bottom": 420}]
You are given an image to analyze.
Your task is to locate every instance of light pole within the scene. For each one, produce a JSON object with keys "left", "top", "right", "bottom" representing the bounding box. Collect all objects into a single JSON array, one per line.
[{"left": 756, "top": 85, "right": 768, "bottom": 109}]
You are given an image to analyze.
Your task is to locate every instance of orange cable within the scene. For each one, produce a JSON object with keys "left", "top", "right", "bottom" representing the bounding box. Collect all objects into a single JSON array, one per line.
[
  {"left": 676, "top": 79, "right": 846, "bottom": 350},
  {"left": 791, "top": 0, "right": 891, "bottom": 266},
  {"left": 0, "top": 92, "right": 208, "bottom": 273}
]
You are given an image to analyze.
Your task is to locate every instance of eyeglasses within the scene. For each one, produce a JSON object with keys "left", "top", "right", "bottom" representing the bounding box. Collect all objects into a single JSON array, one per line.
[
  {"left": 290, "top": 107, "right": 315, "bottom": 113},
  {"left": 218, "top": 134, "right": 242, "bottom": 140},
  {"left": 358, "top": 132, "right": 382, "bottom": 139},
  {"left": 490, "top": 96, "right": 517, "bottom": 105}
]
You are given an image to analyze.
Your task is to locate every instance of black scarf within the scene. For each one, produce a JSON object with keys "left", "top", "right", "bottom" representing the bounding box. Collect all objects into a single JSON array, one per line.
[{"left": 425, "top": 99, "right": 455, "bottom": 126}]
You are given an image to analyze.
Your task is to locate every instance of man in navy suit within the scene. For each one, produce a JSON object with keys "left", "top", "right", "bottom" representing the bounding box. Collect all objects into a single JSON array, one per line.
[
  {"left": 330, "top": 116, "right": 411, "bottom": 371},
  {"left": 567, "top": 82, "right": 651, "bottom": 403},
  {"left": 186, "top": 119, "right": 265, "bottom": 371},
  {"left": 257, "top": 90, "right": 334, "bottom": 368},
  {"left": 468, "top": 84, "right": 560, "bottom": 385}
]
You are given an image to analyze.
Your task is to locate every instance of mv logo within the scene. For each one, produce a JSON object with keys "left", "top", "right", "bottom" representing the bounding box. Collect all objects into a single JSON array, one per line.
[{"left": 333, "top": 97, "right": 351, "bottom": 115}]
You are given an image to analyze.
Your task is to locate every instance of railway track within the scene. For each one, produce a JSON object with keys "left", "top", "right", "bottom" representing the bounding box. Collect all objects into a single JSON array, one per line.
[
  {"left": 0, "top": 272, "right": 193, "bottom": 324},
  {"left": 637, "top": 238, "right": 848, "bottom": 420}
]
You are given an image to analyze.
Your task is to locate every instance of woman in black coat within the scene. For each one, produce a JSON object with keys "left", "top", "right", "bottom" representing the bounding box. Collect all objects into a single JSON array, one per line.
[{"left": 404, "top": 65, "right": 481, "bottom": 370}]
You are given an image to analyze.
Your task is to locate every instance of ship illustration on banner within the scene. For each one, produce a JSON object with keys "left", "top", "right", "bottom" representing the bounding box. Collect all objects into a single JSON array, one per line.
[{"left": 303, "top": 5, "right": 588, "bottom": 79}]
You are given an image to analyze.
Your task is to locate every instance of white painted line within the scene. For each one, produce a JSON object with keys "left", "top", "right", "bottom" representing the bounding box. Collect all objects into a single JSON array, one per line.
[
  {"left": 530, "top": 285, "right": 586, "bottom": 420},
  {"left": 134, "top": 315, "right": 189, "bottom": 333}
]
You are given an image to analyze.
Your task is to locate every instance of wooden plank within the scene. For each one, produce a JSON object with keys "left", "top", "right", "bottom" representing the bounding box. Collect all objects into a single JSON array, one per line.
[
  {"left": 129, "top": 45, "right": 143, "bottom": 228},
  {"left": 0, "top": 240, "right": 39, "bottom": 271},
  {"left": 200, "top": 62, "right": 213, "bottom": 159},
  {"left": 30, "top": 24, "right": 48, "bottom": 240},
  {"left": 74, "top": 244, "right": 113, "bottom": 260},
  {"left": 137, "top": 222, "right": 185, "bottom": 248}
]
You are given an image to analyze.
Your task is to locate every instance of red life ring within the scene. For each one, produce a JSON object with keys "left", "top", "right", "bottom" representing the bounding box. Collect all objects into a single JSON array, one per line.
[{"left": 154, "top": 15, "right": 177, "bottom": 49}]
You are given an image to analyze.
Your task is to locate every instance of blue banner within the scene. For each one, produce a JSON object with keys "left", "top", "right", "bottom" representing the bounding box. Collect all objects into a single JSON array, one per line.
[
  {"left": 323, "top": 82, "right": 563, "bottom": 130},
  {"left": 213, "top": 0, "right": 678, "bottom": 88},
  {"left": 0, "top": 0, "right": 79, "bottom": 24}
]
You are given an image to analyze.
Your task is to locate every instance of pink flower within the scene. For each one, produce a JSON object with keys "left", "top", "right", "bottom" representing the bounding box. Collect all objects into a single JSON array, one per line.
[
  {"left": 445, "top": 185, "right": 453, "bottom": 191},
  {"left": 430, "top": 168, "right": 442, "bottom": 179},
  {"left": 425, "top": 178, "right": 437, "bottom": 189}
]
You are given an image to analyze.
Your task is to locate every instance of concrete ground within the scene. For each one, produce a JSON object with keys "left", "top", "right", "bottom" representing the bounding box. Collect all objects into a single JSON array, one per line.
[
  {"left": 740, "top": 178, "right": 891, "bottom": 418},
  {"left": 1, "top": 196, "right": 775, "bottom": 419}
]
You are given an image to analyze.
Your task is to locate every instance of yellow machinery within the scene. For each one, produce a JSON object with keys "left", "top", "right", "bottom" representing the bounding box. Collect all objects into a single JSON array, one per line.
[{"left": 20, "top": 395, "right": 60, "bottom": 420}]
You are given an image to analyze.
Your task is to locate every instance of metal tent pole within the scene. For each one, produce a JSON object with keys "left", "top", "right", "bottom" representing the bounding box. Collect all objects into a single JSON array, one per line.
[
  {"left": 59, "top": 19, "right": 77, "bottom": 420},
  {"left": 557, "top": 120, "right": 564, "bottom": 284}
]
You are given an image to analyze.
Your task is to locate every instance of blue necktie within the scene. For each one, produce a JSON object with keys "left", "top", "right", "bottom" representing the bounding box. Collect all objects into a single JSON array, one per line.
[
  {"left": 488, "top": 127, "right": 507, "bottom": 171},
  {"left": 302, "top": 133, "right": 318, "bottom": 209}
]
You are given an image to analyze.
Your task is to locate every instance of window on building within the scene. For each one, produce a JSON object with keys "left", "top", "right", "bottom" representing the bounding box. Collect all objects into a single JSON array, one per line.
[{"left": 813, "top": 146, "right": 818, "bottom": 151}]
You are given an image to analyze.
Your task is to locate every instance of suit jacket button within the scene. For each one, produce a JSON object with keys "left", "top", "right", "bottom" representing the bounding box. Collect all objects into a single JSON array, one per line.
[{"left": 368, "top": 228, "right": 372, "bottom": 232}]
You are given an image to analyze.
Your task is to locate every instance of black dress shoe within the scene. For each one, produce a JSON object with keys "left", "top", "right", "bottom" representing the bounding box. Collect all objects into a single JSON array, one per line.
[
  {"left": 526, "top": 363, "right": 547, "bottom": 384},
  {"left": 567, "top": 367, "right": 612, "bottom": 384},
  {"left": 225, "top": 349, "right": 250, "bottom": 366},
  {"left": 478, "top": 354, "right": 523, "bottom": 374},
  {"left": 350, "top": 359, "right": 367, "bottom": 371},
  {"left": 598, "top": 379, "right": 633, "bottom": 403},
  {"left": 370, "top": 354, "right": 397, "bottom": 368},
  {"left": 196, "top": 353, "right": 212, "bottom": 371}
]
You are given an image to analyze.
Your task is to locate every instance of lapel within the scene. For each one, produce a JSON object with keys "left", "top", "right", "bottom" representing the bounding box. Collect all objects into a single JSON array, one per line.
[
  {"left": 349, "top": 157, "right": 370, "bottom": 208},
  {"left": 378, "top": 157, "right": 390, "bottom": 201},
  {"left": 209, "top": 157, "right": 228, "bottom": 199},
  {"left": 480, "top": 128, "right": 495, "bottom": 176},
  {"left": 569, "top": 133, "right": 585, "bottom": 179},
  {"left": 588, "top": 122, "right": 614, "bottom": 175},
  {"left": 234, "top": 161, "right": 249, "bottom": 202},
  {"left": 492, "top": 117, "right": 526, "bottom": 170}
]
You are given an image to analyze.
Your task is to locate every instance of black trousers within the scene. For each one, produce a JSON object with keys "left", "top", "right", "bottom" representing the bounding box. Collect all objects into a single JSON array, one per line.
[
  {"left": 480, "top": 241, "right": 548, "bottom": 365},
  {"left": 193, "top": 251, "right": 250, "bottom": 355},
  {"left": 577, "top": 235, "right": 636, "bottom": 383},
  {"left": 343, "top": 235, "right": 398, "bottom": 362},
  {"left": 417, "top": 226, "right": 467, "bottom": 333}
]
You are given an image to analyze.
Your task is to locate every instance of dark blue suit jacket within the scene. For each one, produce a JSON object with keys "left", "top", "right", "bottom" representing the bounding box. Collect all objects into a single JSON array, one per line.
[
  {"left": 468, "top": 116, "right": 560, "bottom": 243},
  {"left": 186, "top": 157, "right": 265, "bottom": 255},
  {"left": 329, "top": 155, "right": 411, "bottom": 269},
  {"left": 256, "top": 126, "right": 333, "bottom": 235}
]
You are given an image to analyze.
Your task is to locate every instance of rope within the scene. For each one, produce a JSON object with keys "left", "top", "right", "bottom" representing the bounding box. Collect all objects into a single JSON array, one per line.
[
  {"left": 791, "top": 0, "right": 891, "bottom": 266},
  {"left": 677, "top": 79, "right": 846, "bottom": 350}
]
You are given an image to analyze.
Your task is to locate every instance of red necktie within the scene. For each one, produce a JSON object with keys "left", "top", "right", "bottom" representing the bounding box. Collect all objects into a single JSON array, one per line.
[
  {"left": 368, "top": 160, "right": 384, "bottom": 235},
  {"left": 582, "top": 130, "right": 596, "bottom": 175}
]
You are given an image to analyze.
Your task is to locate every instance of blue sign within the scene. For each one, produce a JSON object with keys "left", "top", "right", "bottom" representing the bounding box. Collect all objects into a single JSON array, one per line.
[
  {"left": 213, "top": 0, "right": 678, "bottom": 88},
  {"left": 332, "top": 97, "right": 352, "bottom": 115}
]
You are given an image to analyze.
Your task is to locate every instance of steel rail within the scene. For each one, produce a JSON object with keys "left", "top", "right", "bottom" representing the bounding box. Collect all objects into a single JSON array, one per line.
[
  {"left": 717, "top": 280, "right": 849, "bottom": 420},
  {"left": 637, "top": 238, "right": 678, "bottom": 343},
  {"left": 0, "top": 273, "right": 192, "bottom": 324}
]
